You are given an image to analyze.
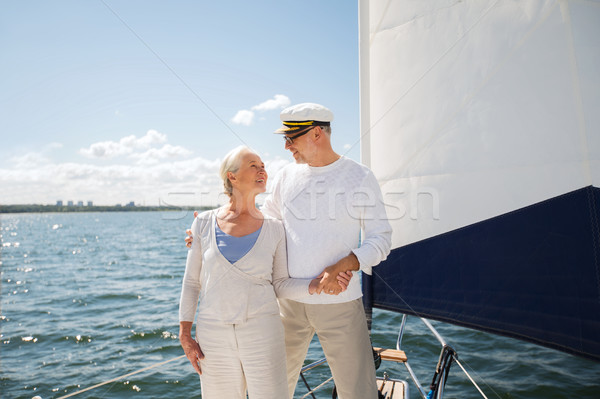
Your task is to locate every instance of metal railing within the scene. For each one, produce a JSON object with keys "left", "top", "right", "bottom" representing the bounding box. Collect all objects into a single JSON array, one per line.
[{"left": 298, "top": 314, "right": 489, "bottom": 399}]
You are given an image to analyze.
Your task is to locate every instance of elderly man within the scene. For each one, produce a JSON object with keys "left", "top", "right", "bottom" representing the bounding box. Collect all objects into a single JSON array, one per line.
[
  {"left": 186, "top": 103, "right": 392, "bottom": 398},
  {"left": 262, "top": 103, "right": 392, "bottom": 398}
]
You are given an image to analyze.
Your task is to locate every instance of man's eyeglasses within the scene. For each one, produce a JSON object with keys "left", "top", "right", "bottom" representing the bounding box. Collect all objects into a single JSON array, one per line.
[{"left": 283, "top": 127, "right": 313, "bottom": 145}]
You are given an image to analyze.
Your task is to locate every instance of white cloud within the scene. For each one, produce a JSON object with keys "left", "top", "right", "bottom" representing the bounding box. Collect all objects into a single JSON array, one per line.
[
  {"left": 9, "top": 152, "right": 52, "bottom": 168},
  {"left": 134, "top": 129, "right": 167, "bottom": 148},
  {"left": 79, "top": 129, "right": 168, "bottom": 159},
  {"left": 251, "top": 94, "right": 290, "bottom": 112},
  {"left": 0, "top": 156, "right": 222, "bottom": 206},
  {"left": 231, "top": 94, "right": 290, "bottom": 126},
  {"left": 231, "top": 110, "right": 255, "bottom": 126},
  {"left": 0, "top": 146, "right": 290, "bottom": 207},
  {"left": 79, "top": 140, "right": 128, "bottom": 158},
  {"left": 2, "top": 120, "right": 292, "bottom": 206},
  {"left": 130, "top": 144, "right": 193, "bottom": 165},
  {"left": 9, "top": 142, "right": 65, "bottom": 167}
]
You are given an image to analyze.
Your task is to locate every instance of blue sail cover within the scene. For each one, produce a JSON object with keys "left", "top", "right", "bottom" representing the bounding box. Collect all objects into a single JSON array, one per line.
[
  {"left": 364, "top": 186, "right": 600, "bottom": 361},
  {"left": 358, "top": 0, "right": 600, "bottom": 362}
]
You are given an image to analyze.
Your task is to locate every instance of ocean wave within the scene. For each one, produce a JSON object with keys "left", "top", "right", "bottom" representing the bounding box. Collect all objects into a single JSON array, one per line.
[
  {"left": 128, "top": 329, "right": 178, "bottom": 342},
  {"left": 93, "top": 293, "right": 142, "bottom": 301},
  {"left": 2, "top": 333, "right": 94, "bottom": 346}
]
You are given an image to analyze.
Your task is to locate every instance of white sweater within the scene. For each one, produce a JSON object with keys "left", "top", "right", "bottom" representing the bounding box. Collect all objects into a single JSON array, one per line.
[
  {"left": 262, "top": 156, "right": 392, "bottom": 304},
  {"left": 179, "top": 210, "right": 310, "bottom": 324}
]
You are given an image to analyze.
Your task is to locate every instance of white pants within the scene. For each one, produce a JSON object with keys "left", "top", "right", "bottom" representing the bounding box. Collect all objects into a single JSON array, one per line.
[
  {"left": 195, "top": 314, "right": 288, "bottom": 399},
  {"left": 279, "top": 298, "right": 378, "bottom": 399}
]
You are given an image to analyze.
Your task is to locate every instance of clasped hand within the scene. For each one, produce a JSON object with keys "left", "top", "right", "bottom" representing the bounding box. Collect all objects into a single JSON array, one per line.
[{"left": 309, "top": 267, "right": 353, "bottom": 295}]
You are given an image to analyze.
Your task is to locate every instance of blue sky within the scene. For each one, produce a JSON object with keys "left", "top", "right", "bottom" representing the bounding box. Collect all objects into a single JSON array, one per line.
[{"left": 0, "top": 1, "right": 360, "bottom": 206}]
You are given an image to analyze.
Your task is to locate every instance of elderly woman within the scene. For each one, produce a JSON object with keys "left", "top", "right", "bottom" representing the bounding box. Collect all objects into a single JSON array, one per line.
[{"left": 179, "top": 146, "right": 328, "bottom": 398}]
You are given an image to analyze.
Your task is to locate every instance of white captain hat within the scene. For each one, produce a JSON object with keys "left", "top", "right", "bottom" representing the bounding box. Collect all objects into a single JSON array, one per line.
[{"left": 274, "top": 103, "right": 334, "bottom": 134}]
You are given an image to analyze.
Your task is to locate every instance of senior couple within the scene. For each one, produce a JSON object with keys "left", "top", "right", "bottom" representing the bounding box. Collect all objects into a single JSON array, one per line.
[{"left": 179, "top": 103, "right": 392, "bottom": 398}]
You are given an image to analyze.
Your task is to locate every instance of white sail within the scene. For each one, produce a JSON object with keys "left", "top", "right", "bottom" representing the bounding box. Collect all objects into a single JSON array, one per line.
[{"left": 360, "top": 0, "right": 600, "bottom": 249}]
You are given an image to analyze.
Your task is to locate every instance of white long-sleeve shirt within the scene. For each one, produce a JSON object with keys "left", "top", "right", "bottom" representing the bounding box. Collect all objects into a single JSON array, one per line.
[
  {"left": 179, "top": 210, "right": 310, "bottom": 324},
  {"left": 261, "top": 156, "right": 392, "bottom": 304}
]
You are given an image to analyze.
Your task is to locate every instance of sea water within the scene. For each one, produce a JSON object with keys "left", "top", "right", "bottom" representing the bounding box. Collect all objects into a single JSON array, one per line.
[{"left": 1, "top": 212, "right": 598, "bottom": 399}]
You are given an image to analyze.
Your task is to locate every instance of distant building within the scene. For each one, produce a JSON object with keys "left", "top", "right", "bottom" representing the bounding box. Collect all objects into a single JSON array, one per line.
[
  {"left": 67, "top": 201, "right": 74, "bottom": 206},
  {"left": 87, "top": 201, "right": 93, "bottom": 207},
  {"left": 56, "top": 200, "right": 63, "bottom": 206},
  {"left": 77, "top": 201, "right": 84, "bottom": 207},
  {"left": 126, "top": 201, "right": 135, "bottom": 207}
]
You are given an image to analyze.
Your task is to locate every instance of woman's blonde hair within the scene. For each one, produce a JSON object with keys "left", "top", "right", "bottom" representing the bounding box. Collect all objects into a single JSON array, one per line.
[{"left": 219, "top": 145, "right": 259, "bottom": 197}]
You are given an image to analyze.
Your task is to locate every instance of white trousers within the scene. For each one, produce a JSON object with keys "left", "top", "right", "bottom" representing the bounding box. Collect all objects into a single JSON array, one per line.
[
  {"left": 279, "top": 298, "right": 378, "bottom": 399},
  {"left": 195, "top": 314, "right": 288, "bottom": 399}
]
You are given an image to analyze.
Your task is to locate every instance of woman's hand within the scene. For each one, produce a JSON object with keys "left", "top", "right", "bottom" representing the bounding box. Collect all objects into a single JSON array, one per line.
[
  {"left": 179, "top": 322, "right": 204, "bottom": 374},
  {"left": 309, "top": 277, "right": 320, "bottom": 295},
  {"left": 180, "top": 334, "right": 204, "bottom": 374},
  {"left": 312, "top": 269, "right": 343, "bottom": 295},
  {"left": 336, "top": 270, "right": 353, "bottom": 290}
]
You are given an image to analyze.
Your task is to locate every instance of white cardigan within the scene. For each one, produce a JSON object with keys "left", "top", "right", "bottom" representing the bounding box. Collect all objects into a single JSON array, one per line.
[{"left": 179, "top": 210, "right": 310, "bottom": 324}]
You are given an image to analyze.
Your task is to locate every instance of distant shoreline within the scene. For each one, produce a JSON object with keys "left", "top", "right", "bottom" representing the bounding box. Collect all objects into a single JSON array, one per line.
[{"left": 0, "top": 205, "right": 212, "bottom": 214}]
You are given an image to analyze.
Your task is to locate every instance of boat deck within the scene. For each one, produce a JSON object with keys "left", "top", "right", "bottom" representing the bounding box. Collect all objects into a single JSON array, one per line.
[
  {"left": 373, "top": 347, "right": 409, "bottom": 399},
  {"left": 377, "top": 377, "right": 408, "bottom": 399}
]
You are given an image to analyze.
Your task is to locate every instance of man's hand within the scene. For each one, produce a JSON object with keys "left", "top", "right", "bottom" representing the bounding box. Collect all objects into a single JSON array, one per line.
[
  {"left": 185, "top": 229, "right": 193, "bottom": 248},
  {"left": 185, "top": 211, "right": 199, "bottom": 248},
  {"left": 314, "top": 253, "right": 359, "bottom": 295}
]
